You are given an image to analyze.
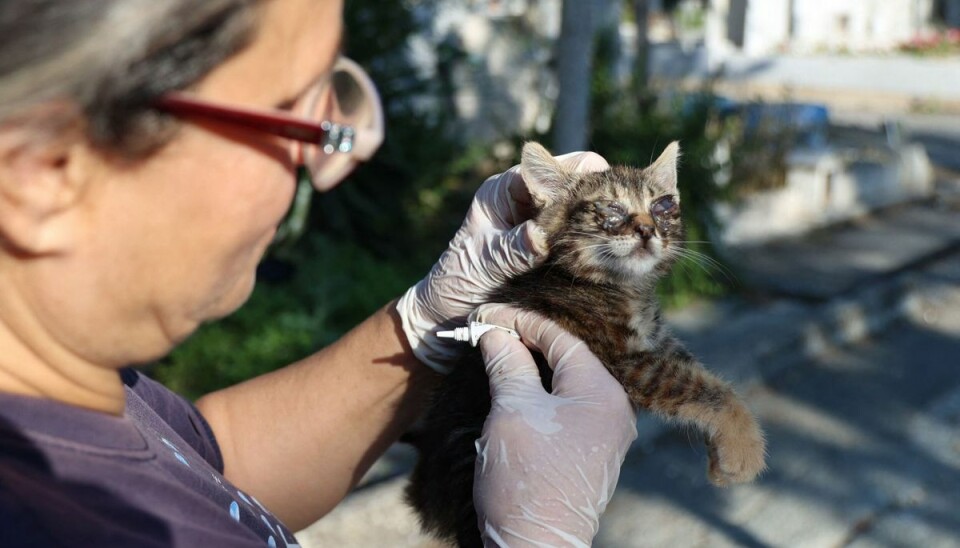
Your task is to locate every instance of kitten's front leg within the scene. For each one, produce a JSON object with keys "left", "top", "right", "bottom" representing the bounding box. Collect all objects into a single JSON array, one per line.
[
  {"left": 702, "top": 396, "right": 766, "bottom": 486},
  {"left": 614, "top": 342, "right": 766, "bottom": 485}
]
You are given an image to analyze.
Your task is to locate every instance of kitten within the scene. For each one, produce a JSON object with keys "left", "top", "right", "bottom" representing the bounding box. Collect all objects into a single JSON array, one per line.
[{"left": 405, "top": 142, "right": 766, "bottom": 548}]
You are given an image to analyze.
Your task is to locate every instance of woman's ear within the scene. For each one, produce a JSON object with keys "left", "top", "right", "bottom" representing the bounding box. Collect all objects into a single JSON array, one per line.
[
  {"left": 0, "top": 105, "right": 90, "bottom": 255},
  {"left": 520, "top": 141, "right": 576, "bottom": 209}
]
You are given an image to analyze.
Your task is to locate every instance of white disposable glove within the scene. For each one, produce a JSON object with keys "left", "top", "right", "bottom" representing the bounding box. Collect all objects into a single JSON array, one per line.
[
  {"left": 396, "top": 152, "right": 609, "bottom": 373},
  {"left": 472, "top": 304, "right": 638, "bottom": 548}
]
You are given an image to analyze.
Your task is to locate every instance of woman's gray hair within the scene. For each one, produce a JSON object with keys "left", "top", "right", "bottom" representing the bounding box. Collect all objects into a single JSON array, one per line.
[{"left": 0, "top": 0, "right": 261, "bottom": 155}]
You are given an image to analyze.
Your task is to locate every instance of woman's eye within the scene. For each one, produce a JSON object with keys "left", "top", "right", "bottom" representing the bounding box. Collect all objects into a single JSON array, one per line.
[{"left": 651, "top": 196, "right": 678, "bottom": 217}]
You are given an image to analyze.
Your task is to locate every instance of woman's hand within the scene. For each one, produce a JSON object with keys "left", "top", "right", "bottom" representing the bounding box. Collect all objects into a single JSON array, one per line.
[
  {"left": 396, "top": 151, "right": 608, "bottom": 372},
  {"left": 472, "top": 304, "right": 638, "bottom": 547}
]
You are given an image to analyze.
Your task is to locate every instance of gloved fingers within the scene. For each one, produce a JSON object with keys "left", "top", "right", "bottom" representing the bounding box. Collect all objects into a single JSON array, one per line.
[
  {"left": 476, "top": 220, "right": 548, "bottom": 286},
  {"left": 473, "top": 306, "right": 610, "bottom": 398},
  {"left": 475, "top": 304, "right": 634, "bottom": 405},
  {"left": 473, "top": 304, "right": 547, "bottom": 352},
  {"left": 466, "top": 167, "right": 526, "bottom": 233},
  {"left": 554, "top": 150, "right": 610, "bottom": 173},
  {"left": 435, "top": 220, "right": 547, "bottom": 298},
  {"left": 474, "top": 304, "right": 596, "bottom": 370},
  {"left": 479, "top": 329, "right": 547, "bottom": 398}
]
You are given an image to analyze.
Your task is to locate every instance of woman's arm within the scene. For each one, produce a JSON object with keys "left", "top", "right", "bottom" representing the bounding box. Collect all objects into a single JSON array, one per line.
[{"left": 195, "top": 301, "right": 436, "bottom": 531}]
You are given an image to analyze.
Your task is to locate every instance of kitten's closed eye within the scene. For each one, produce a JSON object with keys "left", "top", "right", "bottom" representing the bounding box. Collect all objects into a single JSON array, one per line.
[
  {"left": 604, "top": 202, "right": 627, "bottom": 216},
  {"left": 599, "top": 202, "right": 628, "bottom": 231},
  {"left": 651, "top": 196, "right": 678, "bottom": 217}
]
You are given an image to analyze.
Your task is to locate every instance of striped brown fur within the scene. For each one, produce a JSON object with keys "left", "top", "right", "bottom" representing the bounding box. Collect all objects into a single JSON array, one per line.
[{"left": 405, "top": 143, "right": 766, "bottom": 547}]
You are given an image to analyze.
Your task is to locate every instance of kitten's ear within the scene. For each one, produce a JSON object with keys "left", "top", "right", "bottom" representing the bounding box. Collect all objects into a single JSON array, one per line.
[
  {"left": 520, "top": 141, "right": 573, "bottom": 208},
  {"left": 647, "top": 141, "right": 680, "bottom": 196}
]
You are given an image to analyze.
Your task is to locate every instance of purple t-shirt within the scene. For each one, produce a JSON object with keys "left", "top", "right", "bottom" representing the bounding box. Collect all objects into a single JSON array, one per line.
[{"left": 0, "top": 369, "right": 299, "bottom": 547}]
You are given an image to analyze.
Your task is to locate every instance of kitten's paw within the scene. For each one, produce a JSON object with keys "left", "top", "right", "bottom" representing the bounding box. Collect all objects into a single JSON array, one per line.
[{"left": 706, "top": 412, "right": 766, "bottom": 486}]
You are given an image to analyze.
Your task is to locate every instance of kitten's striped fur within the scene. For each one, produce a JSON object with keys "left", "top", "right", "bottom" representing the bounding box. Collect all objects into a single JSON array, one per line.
[{"left": 405, "top": 142, "right": 766, "bottom": 547}]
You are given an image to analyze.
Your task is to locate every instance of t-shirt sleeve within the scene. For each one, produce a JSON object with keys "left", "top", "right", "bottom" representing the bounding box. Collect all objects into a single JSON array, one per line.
[{"left": 120, "top": 368, "right": 224, "bottom": 474}]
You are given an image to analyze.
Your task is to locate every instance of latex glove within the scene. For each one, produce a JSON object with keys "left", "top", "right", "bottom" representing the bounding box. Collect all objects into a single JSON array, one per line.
[
  {"left": 396, "top": 152, "right": 609, "bottom": 373},
  {"left": 472, "top": 304, "right": 638, "bottom": 548}
]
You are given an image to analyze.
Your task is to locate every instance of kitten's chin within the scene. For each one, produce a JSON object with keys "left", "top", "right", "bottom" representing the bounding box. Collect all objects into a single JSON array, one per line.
[
  {"left": 631, "top": 245, "right": 654, "bottom": 258},
  {"left": 630, "top": 240, "right": 663, "bottom": 261},
  {"left": 590, "top": 241, "right": 664, "bottom": 281},
  {"left": 610, "top": 253, "right": 662, "bottom": 281}
]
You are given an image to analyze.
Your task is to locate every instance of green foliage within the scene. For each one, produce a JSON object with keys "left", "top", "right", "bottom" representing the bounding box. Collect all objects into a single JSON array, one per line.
[
  {"left": 674, "top": 0, "right": 706, "bottom": 33},
  {"left": 720, "top": 107, "right": 791, "bottom": 199},
  {"left": 312, "top": 0, "right": 467, "bottom": 264}
]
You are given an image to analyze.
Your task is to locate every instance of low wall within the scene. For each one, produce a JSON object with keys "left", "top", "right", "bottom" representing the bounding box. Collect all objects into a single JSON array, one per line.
[{"left": 716, "top": 144, "right": 935, "bottom": 246}]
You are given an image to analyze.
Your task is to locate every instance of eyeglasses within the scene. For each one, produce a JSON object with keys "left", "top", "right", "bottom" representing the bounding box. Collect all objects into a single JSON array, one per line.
[{"left": 154, "top": 57, "right": 384, "bottom": 191}]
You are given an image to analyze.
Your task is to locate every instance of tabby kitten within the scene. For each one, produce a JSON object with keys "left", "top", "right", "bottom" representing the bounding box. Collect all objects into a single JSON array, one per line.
[{"left": 405, "top": 142, "right": 766, "bottom": 548}]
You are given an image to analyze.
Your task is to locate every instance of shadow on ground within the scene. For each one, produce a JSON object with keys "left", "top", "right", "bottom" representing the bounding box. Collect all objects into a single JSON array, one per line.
[{"left": 598, "top": 314, "right": 960, "bottom": 547}]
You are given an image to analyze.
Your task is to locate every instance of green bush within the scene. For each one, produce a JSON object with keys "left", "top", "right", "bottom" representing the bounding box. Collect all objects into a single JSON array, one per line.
[{"left": 310, "top": 0, "right": 469, "bottom": 264}]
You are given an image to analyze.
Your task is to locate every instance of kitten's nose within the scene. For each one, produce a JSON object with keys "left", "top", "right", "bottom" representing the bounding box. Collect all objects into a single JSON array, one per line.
[{"left": 636, "top": 223, "right": 655, "bottom": 241}]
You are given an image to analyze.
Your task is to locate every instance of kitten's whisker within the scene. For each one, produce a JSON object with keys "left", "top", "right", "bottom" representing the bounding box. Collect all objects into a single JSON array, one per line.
[
  {"left": 668, "top": 249, "right": 720, "bottom": 272},
  {"left": 566, "top": 230, "right": 614, "bottom": 241},
  {"left": 666, "top": 249, "right": 709, "bottom": 271},
  {"left": 679, "top": 249, "right": 735, "bottom": 278},
  {"left": 582, "top": 244, "right": 615, "bottom": 253},
  {"left": 670, "top": 256, "right": 700, "bottom": 280},
  {"left": 666, "top": 248, "right": 738, "bottom": 284},
  {"left": 554, "top": 237, "right": 611, "bottom": 248},
  {"left": 672, "top": 249, "right": 717, "bottom": 267},
  {"left": 596, "top": 250, "right": 614, "bottom": 260}
]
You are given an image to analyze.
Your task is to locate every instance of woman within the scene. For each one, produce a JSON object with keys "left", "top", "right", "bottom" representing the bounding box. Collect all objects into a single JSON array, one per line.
[{"left": 0, "top": 0, "right": 637, "bottom": 546}]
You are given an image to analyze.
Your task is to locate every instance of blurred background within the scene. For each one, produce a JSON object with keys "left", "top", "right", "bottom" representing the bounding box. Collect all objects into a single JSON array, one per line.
[{"left": 150, "top": 1, "right": 960, "bottom": 546}]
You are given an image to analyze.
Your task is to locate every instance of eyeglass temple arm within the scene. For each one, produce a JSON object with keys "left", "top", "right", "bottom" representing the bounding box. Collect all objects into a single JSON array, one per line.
[{"left": 155, "top": 93, "right": 327, "bottom": 144}]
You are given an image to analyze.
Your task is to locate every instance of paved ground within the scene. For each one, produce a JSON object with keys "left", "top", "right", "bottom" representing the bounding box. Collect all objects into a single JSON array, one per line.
[
  {"left": 597, "top": 264, "right": 960, "bottom": 547},
  {"left": 724, "top": 200, "right": 960, "bottom": 300},
  {"left": 296, "top": 168, "right": 960, "bottom": 548}
]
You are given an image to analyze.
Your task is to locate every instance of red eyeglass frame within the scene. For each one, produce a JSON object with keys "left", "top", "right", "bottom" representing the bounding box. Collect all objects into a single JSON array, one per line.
[
  {"left": 150, "top": 59, "right": 385, "bottom": 244},
  {"left": 153, "top": 93, "right": 333, "bottom": 147},
  {"left": 152, "top": 57, "right": 384, "bottom": 192}
]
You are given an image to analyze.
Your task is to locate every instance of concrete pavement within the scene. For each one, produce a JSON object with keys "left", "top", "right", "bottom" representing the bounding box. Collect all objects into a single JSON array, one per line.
[
  {"left": 722, "top": 200, "right": 960, "bottom": 300},
  {"left": 596, "top": 257, "right": 960, "bottom": 547},
  {"left": 296, "top": 181, "right": 960, "bottom": 547}
]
